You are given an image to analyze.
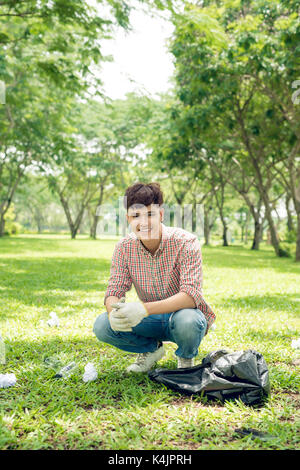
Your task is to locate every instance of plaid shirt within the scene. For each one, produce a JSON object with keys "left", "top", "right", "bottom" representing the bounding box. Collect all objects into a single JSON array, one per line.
[{"left": 104, "top": 223, "right": 215, "bottom": 331}]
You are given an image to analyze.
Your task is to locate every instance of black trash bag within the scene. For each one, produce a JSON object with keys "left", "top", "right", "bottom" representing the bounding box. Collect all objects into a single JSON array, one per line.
[{"left": 148, "top": 349, "right": 270, "bottom": 406}]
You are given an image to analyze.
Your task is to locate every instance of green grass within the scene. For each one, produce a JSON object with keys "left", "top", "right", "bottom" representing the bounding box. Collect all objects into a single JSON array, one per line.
[{"left": 0, "top": 235, "right": 299, "bottom": 450}]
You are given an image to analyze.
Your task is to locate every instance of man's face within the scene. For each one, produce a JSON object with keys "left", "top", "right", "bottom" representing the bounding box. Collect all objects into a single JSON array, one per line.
[{"left": 126, "top": 204, "right": 163, "bottom": 240}]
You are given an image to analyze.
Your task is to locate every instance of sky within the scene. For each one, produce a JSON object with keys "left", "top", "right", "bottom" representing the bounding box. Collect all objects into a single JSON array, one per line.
[{"left": 99, "top": 9, "right": 175, "bottom": 100}]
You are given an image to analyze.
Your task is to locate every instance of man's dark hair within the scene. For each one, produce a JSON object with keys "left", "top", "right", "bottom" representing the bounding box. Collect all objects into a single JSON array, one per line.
[{"left": 124, "top": 182, "right": 163, "bottom": 211}]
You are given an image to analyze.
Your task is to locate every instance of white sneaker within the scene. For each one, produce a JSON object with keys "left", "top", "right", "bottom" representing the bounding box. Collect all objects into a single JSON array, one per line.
[
  {"left": 126, "top": 345, "right": 165, "bottom": 373},
  {"left": 177, "top": 357, "right": 194, "bottom": 368}
]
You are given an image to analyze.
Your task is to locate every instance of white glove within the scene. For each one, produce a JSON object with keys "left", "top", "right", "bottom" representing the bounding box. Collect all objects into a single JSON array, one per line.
[
  {"left": 107, "top": 297, "right": 132, "bottom": 332},
  {"left": 109, "top": 309, "right": 133, "bottom": 332},
  {"left": 110, "top": 301, "right": 148, "bottom": 328}
]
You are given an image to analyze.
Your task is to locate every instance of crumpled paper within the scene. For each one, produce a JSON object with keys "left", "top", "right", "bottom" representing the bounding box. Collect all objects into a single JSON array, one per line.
[
  {"left": 83, "top": 363, "right": 98, "bottom": 383},
  {"left": 291, "top": 338, "right": 300, "bottom": 349},
  {"left": 0, "top": 373, "right": 17, "bottom": 388},
  {"left": 47, "top": 312, "right": 60, "bottom": 327}
]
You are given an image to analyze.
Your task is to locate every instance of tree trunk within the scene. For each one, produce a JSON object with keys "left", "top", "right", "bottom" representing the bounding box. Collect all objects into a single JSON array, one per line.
[
  {"left": 0, "top": 185, "right": 22, "bottom": 237},
  {"left": 296, "top": 213, "right": 300, "bottom": 262},
  {"left": 249, "top": 165, "right": 282, "bottom": 255},
  {"left": 236, "top": 103, "right": 282, "bottom": 256},
  {"left": 286, "top": 194, "right": 294, "bottom": 232},
  {"left": 59, "top": 193, "right": 82, "bottom": 240},
  {"left": 89, "top": 207, "right": 94, "bottom": 238},
  {"left": 265, "top": 203, "right": 282, "bottom": 255},
  {"left": 204, "top": 216, "right": 210, "bottom": 245},
  {"left": 240, "top": 224, "right": 244, "bottom": 243},
  {"left": 90, "top": 214, "right": 98, "bottom": 239},
  {"left": 203, "top": 206, "right": 211, "bottom": 245},
  {"left": 222, "top": 223, "right": 229, "bottom": 246},
  {"left": 244, "top": 225, "right": 248, "bottom": 244},
  {"left": 0, "top": 214, "right": 5, "bottom": 236},
  {"left": 260, "top": 219, "right": 267, "bottom": 242},
  {"left": 90, "top": 184, "right": 105, "bottom": 239},
  {"left": 34, "top": 209, "right": 43, "bottom": 233},
  {"left": 71, "top": 227, "right": 77, "bottom": 239},
  {"left": 210, "top": 173, "right": 228, "bottom": 247},
  {"left": 244, "top": 210, "right": 251, "bottom": 244},
  {"left": 251, "top": 219, "right": 263, "bottom": 250}
]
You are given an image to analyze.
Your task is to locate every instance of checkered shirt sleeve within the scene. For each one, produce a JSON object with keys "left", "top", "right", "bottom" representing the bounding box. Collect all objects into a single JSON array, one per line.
[
  {"left": 178, "top": 238, "right": 215, "bottom": 329},
  {"left": 103, "top": 241, "right": 132, "bottom": 304}
]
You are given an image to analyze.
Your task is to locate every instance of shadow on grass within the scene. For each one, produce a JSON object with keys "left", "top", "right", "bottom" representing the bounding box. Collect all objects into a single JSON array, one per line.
[
  {"left": 0, "top": 257, "right": 110, "bottom": 313},
  {"left": 222, "top": 294, "right": 300, "bottom": 317}
]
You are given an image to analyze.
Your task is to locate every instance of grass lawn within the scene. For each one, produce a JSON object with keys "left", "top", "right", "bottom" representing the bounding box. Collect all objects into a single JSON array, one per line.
[{"left": 0, "top": 234, "right": 299, "bottom": 450}]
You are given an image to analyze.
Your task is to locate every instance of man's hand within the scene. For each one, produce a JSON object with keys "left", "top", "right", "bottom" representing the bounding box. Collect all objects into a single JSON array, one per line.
[
  {"left": 108, "top": 297, "right": 133, "bottom": 332},
  {"left": 110, "top": 301, "right": 148, "bottom": 328},
  {"left": 109, "top": 308, "right": 133, "bottom": 332}
]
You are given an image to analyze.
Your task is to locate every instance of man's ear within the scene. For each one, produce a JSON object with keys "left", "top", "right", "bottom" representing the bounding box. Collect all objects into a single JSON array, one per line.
[{"left": 160, "top": 207, "right": 164, "bottom": 221}]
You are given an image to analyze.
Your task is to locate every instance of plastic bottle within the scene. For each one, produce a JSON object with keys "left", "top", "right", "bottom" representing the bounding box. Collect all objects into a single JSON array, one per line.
[
  {"left": 43, "top": 356, "right": 62, "bottom": 370},
  {"left": 0, "top": 334, "right": 6, "bottom": 365},
  {"left": 54, "top": 361, "right": 78, "bottom": 379}
]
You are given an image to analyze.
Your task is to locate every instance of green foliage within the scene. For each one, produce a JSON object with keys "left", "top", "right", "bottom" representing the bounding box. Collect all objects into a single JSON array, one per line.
[
  {"left": 3, "top": 203, "right": 22, "bottom": 235},
  {"left": 161, "top": 0, "right": 300, "bottom": 259},
  {"left": 285, "top": 229, "right": 297, "bottom": 244},
  {"left": 0, "top": 0, "right": 174, "bottom": 236}
]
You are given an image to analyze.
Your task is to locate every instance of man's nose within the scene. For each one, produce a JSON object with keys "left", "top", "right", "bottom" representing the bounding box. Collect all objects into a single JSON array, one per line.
[{"left": 139, "top": 214, "right": 149, "bottom": 224}]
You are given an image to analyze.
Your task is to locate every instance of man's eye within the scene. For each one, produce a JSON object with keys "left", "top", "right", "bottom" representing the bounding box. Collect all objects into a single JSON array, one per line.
[{"left": 132, "top": 213, "right": 154, "bottom": 217}]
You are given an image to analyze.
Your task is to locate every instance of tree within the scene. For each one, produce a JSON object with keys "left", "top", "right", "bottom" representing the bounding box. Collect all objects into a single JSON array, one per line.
[
  {"left": 0, "top": 2, "right": 106, "bottom": 236},
  {"left": 75, "top": 94, "right": 165, "bottom": 238},
  {"left": 14, "top": 173, "right": 59, "bottom": 233},
  {"left": 0, "top": 0, "right": 172, "bottom": 236},
  {"left": 167, "top": 0, "right": 300, "bottom": 259}
]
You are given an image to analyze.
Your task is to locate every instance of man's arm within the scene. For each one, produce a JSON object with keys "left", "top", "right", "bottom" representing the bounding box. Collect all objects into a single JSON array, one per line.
[
  {"left": 143, "top": 292, "right": 196, "bottom": 315},
  {"left": 105, "top": 296, "right": 123, "bottom": 314},
  {"left": 143, "top": 238, "right": 202, "bottom": 316},
  {"left": 103, "top": 241, "right": 133, "bottom": 312}
]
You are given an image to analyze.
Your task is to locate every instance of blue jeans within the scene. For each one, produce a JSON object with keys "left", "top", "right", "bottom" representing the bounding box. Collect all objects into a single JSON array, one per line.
[{"left": 93, "top": 308, "right": 207, "bottom": 359}]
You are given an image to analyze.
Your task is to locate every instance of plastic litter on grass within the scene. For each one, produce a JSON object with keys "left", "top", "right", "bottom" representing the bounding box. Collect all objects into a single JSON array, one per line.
[
  {"left": 47, "top": 312, "right": 60, "bottom": 327},
  {"left": 0, "top": 373, "right": 17, "bottom": 388},
  {"left": 83, "top": 363, "right": 98, "bottom": 382}
]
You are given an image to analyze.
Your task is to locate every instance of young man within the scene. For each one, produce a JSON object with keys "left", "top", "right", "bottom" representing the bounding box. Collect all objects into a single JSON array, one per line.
[{"left": 93, "top": 182, "right": 215, "bottom": 373}]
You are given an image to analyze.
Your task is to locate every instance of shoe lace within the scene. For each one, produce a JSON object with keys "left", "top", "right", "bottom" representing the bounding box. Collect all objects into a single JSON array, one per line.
[{"left": 135, "top": 353, "right": 149, "bottom": 365}]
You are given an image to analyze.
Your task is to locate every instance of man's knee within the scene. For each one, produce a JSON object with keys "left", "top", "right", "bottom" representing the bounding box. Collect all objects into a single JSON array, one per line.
[
  {"left": 171, "top": 308, "right": 207, "bottom": 335},
  {"left": 93, "top": 312, "right": 109, "bottom": 341}
]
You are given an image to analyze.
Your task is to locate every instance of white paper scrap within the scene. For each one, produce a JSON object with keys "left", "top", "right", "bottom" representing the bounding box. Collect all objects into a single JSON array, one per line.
[{"left": 83, "top": 363, "right": 98, "bottom": 383}]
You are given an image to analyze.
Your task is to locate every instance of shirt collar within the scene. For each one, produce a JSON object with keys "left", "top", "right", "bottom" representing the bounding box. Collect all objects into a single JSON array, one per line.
[{"left": 133, "top": 223, "right": 169, "bottom": 256}]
